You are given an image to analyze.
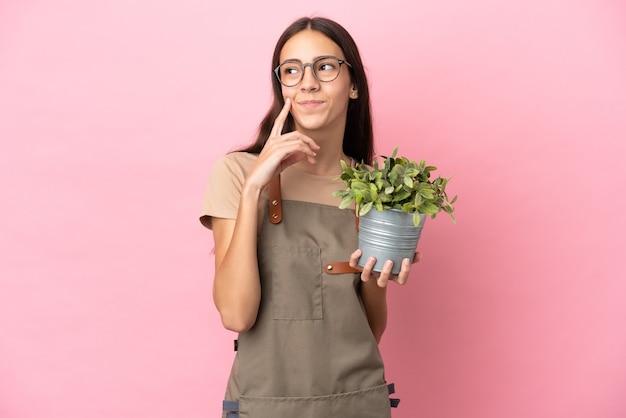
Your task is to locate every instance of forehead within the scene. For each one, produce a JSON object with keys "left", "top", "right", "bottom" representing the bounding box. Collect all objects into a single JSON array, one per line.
[{"left": 280, "top": 30, "right": 344, "bottom": 62}]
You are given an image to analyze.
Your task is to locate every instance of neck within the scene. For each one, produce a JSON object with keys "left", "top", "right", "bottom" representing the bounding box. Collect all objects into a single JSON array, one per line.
[
  {"left": 293, "top": 147, "right": 349, "bottom": 176},
  {"left": 293, "top": 119, "right": 349, "bottom": 176},
  {"left": 294, "top": 134, "right": 348, "bottom": 175}
]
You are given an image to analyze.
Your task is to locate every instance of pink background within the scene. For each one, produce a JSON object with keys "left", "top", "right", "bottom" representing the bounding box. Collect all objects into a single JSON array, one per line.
[{"left": 1, "top": 1, "right": 625, "bottom": 417}]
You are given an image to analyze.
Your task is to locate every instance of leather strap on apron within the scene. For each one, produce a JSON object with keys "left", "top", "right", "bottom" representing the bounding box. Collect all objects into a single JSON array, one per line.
[
  {"left": 269, "top": 174, "right": 282, "bottom": 224},
  {"left": 324, "top": 261, "right": 361, "bottom": 274}
]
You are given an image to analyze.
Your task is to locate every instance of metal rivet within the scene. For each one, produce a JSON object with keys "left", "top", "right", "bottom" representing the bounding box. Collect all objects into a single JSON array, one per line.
[
  {"left": 272, "top": 213, "right": 278, "bottom": 219},
  {"left": 272, "top": 200, "right": 278, "bottom": 206},
  {"left": 326, "top": 265, "right": 333, "bottom": 271}
]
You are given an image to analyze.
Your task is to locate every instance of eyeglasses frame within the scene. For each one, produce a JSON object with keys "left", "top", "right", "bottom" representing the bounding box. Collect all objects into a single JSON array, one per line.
[{"left": 273, "top": 55, "right": 352, "bottom": 87}]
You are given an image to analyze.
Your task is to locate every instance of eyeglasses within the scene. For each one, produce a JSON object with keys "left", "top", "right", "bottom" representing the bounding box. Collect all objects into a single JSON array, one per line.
[{"left": 274, "top": 55, "right": 352, "bottom": 87}]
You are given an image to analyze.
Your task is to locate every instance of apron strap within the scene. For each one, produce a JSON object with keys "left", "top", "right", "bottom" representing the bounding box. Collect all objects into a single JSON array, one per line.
[
  {"left": 388, "top": 383, "right": 401, "bottom": 408},
  {"left": 269, "top": 174, "right": 282, "bottom": 224},
  {"left": 223, "top": 400, "right": 239, "bottom": 417},
  {"left": 324, "top": 255, "right": 419, "bottom": 275},
  {"left": 325, "top": 261, "right": 361, "bottom": 274}
]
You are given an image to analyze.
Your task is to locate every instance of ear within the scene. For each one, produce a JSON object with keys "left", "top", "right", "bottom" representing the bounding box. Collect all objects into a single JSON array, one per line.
[{"left": 350, "top": 85, "right": 359, "bottom": 99}]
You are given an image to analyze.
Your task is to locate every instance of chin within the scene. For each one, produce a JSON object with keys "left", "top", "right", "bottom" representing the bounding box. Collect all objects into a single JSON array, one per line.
[{"left": 293, "top": 116, "right": 327, "bottom": 132}]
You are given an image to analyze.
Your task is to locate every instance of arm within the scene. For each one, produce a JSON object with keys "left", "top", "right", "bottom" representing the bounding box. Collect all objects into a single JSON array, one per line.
[
  {"left": 361, "top": 278, "right": 388, "bottom": 343},
  {"left": 210, "top": 98, "right": 319, "bottom": 332},
  {"left": 212, "top": 183, "right": 264, "bottom": 332},
  {"left": 349, "top": 250, "right": 423, "bottom": 342}
]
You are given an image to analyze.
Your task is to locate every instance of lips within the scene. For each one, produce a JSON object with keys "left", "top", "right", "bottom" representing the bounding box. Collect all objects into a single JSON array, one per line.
[{"left": 298, "top": 100, "right": 325, "bottom": 108}]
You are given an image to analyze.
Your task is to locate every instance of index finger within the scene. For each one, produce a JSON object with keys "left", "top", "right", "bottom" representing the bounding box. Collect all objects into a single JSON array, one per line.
[{"left": 270, "top": 98, "right": 292, "bottom": 137}]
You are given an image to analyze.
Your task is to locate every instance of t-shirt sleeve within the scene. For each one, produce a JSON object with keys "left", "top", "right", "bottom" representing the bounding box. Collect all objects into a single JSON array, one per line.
[{"left": 199, "top": 154, "right": 248, "bottom": 229}]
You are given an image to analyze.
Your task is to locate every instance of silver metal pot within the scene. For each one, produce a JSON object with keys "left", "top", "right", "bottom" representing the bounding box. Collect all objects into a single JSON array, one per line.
[{"left": 357, "top": 209, "right": 426, "bottom": 274}]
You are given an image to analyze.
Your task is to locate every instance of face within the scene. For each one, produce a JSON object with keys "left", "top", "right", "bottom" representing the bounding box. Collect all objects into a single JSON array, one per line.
[{"left": 279, "top": 30, "right": 357, "bottom": 137}]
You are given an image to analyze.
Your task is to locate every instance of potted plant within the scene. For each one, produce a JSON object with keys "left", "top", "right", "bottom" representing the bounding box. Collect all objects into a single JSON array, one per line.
[{"left": 333, "top": 147, "right": 457, "bottom": 274}]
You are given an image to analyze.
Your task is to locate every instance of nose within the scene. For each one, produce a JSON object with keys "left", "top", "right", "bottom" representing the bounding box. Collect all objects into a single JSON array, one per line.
[{"left": 300, "top": 64, "right": 319, "bottom": 91}]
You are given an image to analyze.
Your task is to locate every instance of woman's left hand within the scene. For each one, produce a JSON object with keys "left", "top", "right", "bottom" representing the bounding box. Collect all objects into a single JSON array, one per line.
[{"left": 349, "top": 249, "right": 422, "bottom": 287}]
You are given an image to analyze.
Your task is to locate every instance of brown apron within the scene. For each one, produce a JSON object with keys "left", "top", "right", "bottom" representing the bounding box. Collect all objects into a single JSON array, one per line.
[{"left": 222, "top": 175, "right": 398, "bottom": 418}]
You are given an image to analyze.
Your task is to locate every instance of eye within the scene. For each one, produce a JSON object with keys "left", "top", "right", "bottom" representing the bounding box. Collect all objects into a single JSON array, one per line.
[
  {"left": 279, "top": 61, "right": 302, "bottom": 78},
  {"left": 316, "top": 60, "right": 338, "bottom": 72},
  {"left": 282, "top": 65, "right": 300, "bottom": 76}
]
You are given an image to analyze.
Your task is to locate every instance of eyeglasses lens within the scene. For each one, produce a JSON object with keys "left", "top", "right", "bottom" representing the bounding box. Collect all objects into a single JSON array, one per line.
[{"left": 277, "top": 57, "right": 342, "bottom": 87}]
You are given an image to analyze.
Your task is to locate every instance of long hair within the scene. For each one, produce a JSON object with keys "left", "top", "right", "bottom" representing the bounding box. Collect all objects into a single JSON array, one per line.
[{"left": 238, "top": 17, "right": 374, "bottom": 164}]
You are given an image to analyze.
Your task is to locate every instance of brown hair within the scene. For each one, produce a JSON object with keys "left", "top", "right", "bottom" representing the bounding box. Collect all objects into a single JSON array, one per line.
[{"left": 238, "top": 17, "right": 374, "bottom": 164}]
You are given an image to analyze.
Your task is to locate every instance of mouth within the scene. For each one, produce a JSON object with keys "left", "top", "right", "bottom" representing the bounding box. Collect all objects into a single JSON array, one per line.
[{"left": 297, "top": 100, "right": 325, "bottom": 108}]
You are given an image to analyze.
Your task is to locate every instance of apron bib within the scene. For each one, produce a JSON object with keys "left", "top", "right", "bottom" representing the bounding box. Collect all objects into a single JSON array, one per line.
[{"left": 222, "top": 175, "right": 398, "bottom": 418}]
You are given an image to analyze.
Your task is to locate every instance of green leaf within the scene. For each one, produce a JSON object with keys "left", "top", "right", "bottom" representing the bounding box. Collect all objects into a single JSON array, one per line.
[
  {"left": 388, "top": 171, "right": 398, "bottom": 185},
  {"left": 422, "top": 203, "right": 439, "bottom": 215},
  {"left": 379, "top": 193, "right": 392, "bottom": 202},
  {"left": 393, "top": 190, "right": 411, "bottom": 201},
  {"left": 414, "top": 193, "right": 423, "bottom": 208},
  {"left": 338, "top": 195, "right": 354, "bottom": 209},
  {"left": 405, "top": 168, "right": 418, "bottom": 178},
  {"left": 368, "top": 185, "right": 378, "bottom": 201},
  {"left": 351, "top": 181, "right": 369, "bottom": 190},
  {"left": 401, "top": 202, "right": 415, "bottom": 213},
  {"left": 359, "top": 201, "right": 373, "bottom": 216},
  {"left": 419, "top": 189, "right": 435, "bottom": 199}
]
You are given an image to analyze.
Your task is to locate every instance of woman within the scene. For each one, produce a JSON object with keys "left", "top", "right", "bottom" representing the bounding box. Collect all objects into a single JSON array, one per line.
[{"left": 200, "top": 16, "right": 416, "bottom": 418}]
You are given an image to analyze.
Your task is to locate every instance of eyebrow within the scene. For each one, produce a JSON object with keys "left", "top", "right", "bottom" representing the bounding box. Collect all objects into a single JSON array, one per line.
[{"left": 279, "top": 55, "right": 342, "bottom": 63}]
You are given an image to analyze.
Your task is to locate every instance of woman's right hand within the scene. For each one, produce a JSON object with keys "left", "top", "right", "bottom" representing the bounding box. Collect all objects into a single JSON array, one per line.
[{"left": 246, "top": 98, "right": 320, "bottom": 190}]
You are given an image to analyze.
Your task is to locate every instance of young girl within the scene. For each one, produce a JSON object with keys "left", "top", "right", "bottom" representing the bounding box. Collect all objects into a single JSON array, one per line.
[{"left": 200, "top": 16, "right": 416, "bottom": 418}]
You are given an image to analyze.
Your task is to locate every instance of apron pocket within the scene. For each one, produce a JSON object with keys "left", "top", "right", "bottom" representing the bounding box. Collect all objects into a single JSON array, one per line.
[
  {"left": 238, "top": 384, "right": 391, "bottom": 418},
  {"left": 269, "top": 246, "right": 323, "bottom": 320}
]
